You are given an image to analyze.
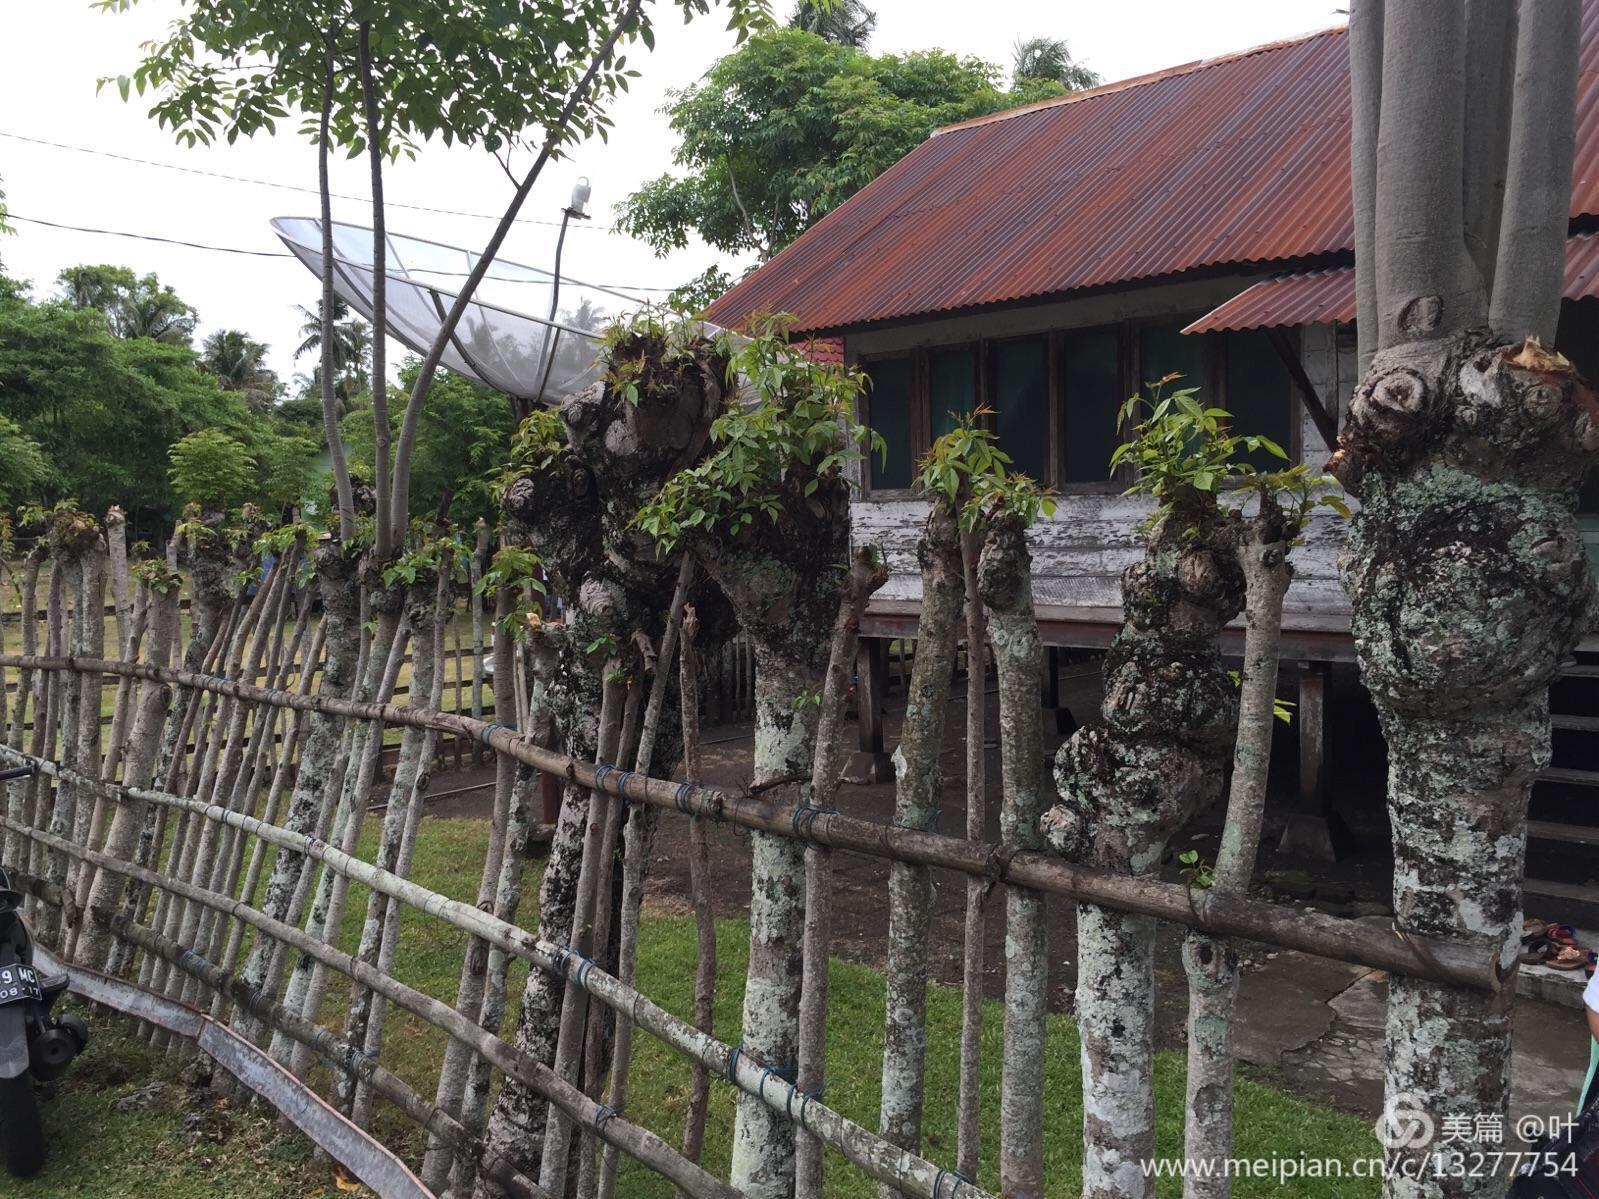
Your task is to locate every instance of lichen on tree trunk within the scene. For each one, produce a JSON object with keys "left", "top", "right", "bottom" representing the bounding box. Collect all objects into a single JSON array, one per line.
[
  {"left": 879, "top": 499, "right": 961, "bottom": 1188},
  {"left": 1043, "top": 493, "right": 1243, "bottom": 1199},
  {"left": 1331, "top": 333, "right": 1598, "bottom": 1197}
]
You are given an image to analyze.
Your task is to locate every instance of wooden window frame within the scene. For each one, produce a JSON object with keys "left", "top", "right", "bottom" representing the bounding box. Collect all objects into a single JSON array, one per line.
[{"left": 857, "top": 317, "right": 1301, "bottom": 499}]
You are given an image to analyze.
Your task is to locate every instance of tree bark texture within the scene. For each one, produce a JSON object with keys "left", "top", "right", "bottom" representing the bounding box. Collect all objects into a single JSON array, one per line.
[
  {"left": 977, "top": 514, "right": 1051, "bottom": 1199},
  {"left": 1181, "top": 502, "right": 1294, "bottom": 1199},
  {"left": 1043, "top": 495, "right": 1244, "bottom": 1199},
  {"left": 880, "top": 501, "right": 962, "bottom": 1190}
]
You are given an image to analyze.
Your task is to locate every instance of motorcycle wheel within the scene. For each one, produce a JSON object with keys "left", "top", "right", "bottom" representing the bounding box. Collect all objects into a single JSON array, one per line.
[{"left": 0, "top": 1073, "right": 44, "bottom": 1178}]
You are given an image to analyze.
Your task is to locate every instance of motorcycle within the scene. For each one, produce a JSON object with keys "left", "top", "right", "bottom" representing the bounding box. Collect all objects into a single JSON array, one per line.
[{"left": 0, "top": 763, "right": 88, "bottom": 1177}]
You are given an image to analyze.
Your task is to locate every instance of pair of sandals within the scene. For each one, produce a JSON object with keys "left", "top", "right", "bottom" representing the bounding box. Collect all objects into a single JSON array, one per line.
[{"left": 1521, "top": 918, "right": 1596, "bottom": 975}]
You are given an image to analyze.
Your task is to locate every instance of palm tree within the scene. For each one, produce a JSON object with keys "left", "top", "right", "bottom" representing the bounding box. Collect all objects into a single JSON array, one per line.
[
  {"left": 294, "top": 297, "right": 372, "bottom": 406},
  {"left": 1012, "top": 36, "right": 1100, "bottom": 91},
  {"left": 202, "top": 329, "right": 280, "bottom": 413},
  {"left": 790, "top": 0, "right": 875, "bottom": 47}
]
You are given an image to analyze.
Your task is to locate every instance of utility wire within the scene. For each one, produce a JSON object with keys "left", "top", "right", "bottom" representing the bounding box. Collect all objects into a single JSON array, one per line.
[
  {"left": 0, "top": 128, "right": 620, "bottom": 231},
  {"left": 6, "top": 213, "right": 677, "bottom": 293}
]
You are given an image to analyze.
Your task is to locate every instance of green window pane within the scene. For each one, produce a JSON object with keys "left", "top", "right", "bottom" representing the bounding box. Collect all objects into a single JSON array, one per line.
[
  {"left": 992, "top": 337, "right": 1050, "bottom": 484},
  {"left": 929, "top": 346, "right": 976, "bottom": 443},
  {"left": 1139, "top": 321, "right": 1206, "bottom": 397},
  {"left": 866, "top": 357, "right": 914, "bottom": 489},
  {"left": 1063, "top": 327, "right": 1122, "bottom": 482},
  {"left": 1225, "top": 329, "right": 1293, "bottom": 471}
]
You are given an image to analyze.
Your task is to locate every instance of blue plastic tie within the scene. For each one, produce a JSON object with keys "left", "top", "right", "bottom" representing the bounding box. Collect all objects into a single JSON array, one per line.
[
  {"left": 593, "top": 1104, "right": 621, "bottom": 1136},
  {"left": 477, "top": 721, "right": 513, "bottom": 747},
  {"left": 725, "top": 1040, "right": 744, "bottom": 1083},
  {"left": 675, "top": 782, "right": 696, "bottom": 814}
]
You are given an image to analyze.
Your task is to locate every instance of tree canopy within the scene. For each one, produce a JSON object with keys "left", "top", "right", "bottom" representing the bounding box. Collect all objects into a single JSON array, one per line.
[
  {"left": 339, "top": 359, "right": 516, "bottom": 530},
  {"left": 58, "top": 263, "right": 197, "bottom": 345},
  {"left": 789, "top": 0, "right": 875, "bottom": 47},
  {"left": 0, "top": 272, "right": 314, "bottom": 530},
  {"left": 1011, "top": 36, "right": 1099, "bottom": 90},
  {"left": 616, "top": 27, "right": 1095, "bottom": 262},
  {"left": 201, "top": 329, "right": 281, "bottom": 414}
]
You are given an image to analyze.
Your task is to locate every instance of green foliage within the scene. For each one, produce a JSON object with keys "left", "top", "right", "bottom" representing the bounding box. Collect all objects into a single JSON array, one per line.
[
  {"left": 633, "top": 314, "right": 877, "bottom": 553},
  {"left": 381, "top": 532, "right": 463, "bottom": 589},
  {"left": 0, "top": 279, "right": 308, "bottom": 524},
  {"left": 1112, "top": 376, "right": 1348, "bottom": 534},
  {"left": 58, "top": 264, "right": 196, "bottom": 346},
  {"left": 0, "top": 415, "right": 48, "bottom": 510},
  {"left": 1177, "top": 849, "right": 1216, "bottom": 890},
  {"left": 1011, "top": 36, "right": 1100, "bottom": 90},
  {"left": 789, "top": 0, "right": 875, "bottom": 47},
  {"left": 169, "top": 429, "right": 256, "bottom": 508},
  {"left": 667, "top": 265, "right": 738, "bottom": 315},
  {"left": 496, "top": 407, "right": 569, "bottom": 499},
  {"left": 201, "top": 329, "right": 280, "bottom": 414},
  {"left": 615, "top": 28, "right": 1073, "bottom": 260},
  {"left": 100, "top": 0, "right": 775, "bottom": 160},
  {"left": 131, "top": 557, "right": 183, "bottom": 595},
  {"left": 341, "top": 360, "right": 517, "bottom": 528},
  {"left": 915, "top": 410, "right": 1056, "bottom": 531}
]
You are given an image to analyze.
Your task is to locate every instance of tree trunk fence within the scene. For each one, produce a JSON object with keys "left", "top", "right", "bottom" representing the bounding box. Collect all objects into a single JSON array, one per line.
[{"left": 0, "top": 597, "right": 1502, "bottom": 1199}]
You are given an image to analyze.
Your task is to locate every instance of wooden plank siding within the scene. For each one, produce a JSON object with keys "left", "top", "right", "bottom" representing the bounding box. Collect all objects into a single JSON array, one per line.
[{"left": 846, "top": 313, "right": 1360, "bottom": 641}]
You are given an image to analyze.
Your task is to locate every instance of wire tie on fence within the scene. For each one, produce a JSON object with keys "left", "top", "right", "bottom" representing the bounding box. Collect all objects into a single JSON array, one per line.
[
  {"left": 791, "top": 802, "right": 836, "bottom": 841},
  {"left": 725, "top": 1039, "right": 744, "bottom": 1084},
  {"left": 592, "top": 764, "right": 614, "bottom": 796},
  {"left": 675, "top": 782, "right": 695, "bottom": 814},
  {"left": 756, "top": 1059, "right": 796, "bottom": 1100},
  {"left": 476, "top": 721, "right": 513, "bottom": 747},
  {"left": 575, "top": 954, "right": 598, "bottom": 990},
  {"left": 612, "top": 770, "right": 635, "bottom": 806},
  {"left": 593, "top": 1104, "right": 621, "bottom": 1137}
]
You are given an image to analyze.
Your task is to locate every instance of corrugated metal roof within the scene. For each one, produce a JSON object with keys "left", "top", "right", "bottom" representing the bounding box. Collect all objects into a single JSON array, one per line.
[
  {"left": 1183, "top": 268, "right": 1355, "bottom": 333},
  {"left": 1184, "top": 232, "right": 1599, "bottom": 333},
  {"left": 709, "top": 4, "right": 1599, "bottom": 335}
]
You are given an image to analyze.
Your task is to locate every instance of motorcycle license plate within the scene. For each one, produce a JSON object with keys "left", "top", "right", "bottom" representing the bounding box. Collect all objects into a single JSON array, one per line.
[{"left": 0, "top": 964, "right": 40, "bottom": 1006}]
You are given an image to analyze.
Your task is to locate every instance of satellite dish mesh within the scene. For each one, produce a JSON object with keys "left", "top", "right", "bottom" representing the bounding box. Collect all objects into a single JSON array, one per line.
[{"left": 272, "top": 217, "right": 646, "bottom": 403}]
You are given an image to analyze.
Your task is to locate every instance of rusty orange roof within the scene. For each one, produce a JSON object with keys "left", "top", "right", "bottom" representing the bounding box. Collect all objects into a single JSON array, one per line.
[
  {"left": 1184, "top": 233, "right": 1599, "bottom": 334},
  {"left": 709, "top": 6, "right": 1599, "bottom": 335}
]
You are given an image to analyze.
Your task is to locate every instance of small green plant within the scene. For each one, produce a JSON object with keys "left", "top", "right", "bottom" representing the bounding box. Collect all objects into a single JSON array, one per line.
[
  {"left": 633, "top": 313, "right": 881, "bottom": 553},
  {"left": 496, "top": 407, "right": 569, "bottom": 498},
  {"left": 1113, "top": 375, "right": 1348, "bottom": 535},
  {"left": 131, "top": 558, "right": 182, "bottom": 595},
  {"left": 1226, "top": 669, "right": 1297, "bottom": 723},
  {"left": 585, "top": 631, "right": 620, "bottom": 658},
  {"left": 915, "top": 410, "right": 1057, "bottom": 530},
  {"left": 1177, "top": 848, "right": 1216, "bottom": 889},
  {"left": 168, "top": 428, "right": 255, "bottom": 509},
  {"left": 789, "top": 687, "right": 823, "bottom": 711}
]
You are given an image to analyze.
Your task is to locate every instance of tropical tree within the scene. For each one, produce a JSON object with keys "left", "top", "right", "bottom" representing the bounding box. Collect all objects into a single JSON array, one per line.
[
  {"left": 0, "top": 277, "right": 306, "bottom": 526},
  {"left": 1011, "top": 35, "right": 1099, "bottom": 90},
  {"left": 0, "top": 415, "right": 47, "bottom": 509},
  {"left": 57, "top": 263, "right": 197, "bottom": 345},
  {"left": 201, "top": 329, "right": 280, "bottom": 413},
  {"left": 168, "top": 428, "right": 257, "bottom": 510},
  {"left": 110, "top": 0, "right": 771, "bottom": 559},
  {"left": 1325, "top": 3, "right": 1591, "bottom": 1194},
  {"left": 294, "top": 297, "right": 370, "bottom": 407},
  {"left": 616, "top": 29, "right": 1082, "bottom": 261},
  {"left": 789, "top": 0, "right": 874, "bottom": 47}
]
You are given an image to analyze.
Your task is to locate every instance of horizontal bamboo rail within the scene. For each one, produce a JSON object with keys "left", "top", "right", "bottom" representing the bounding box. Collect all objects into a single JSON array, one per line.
[
  {"left": 4, "top": 748, "right": 992, "bottom": 1199},
  {"left": 1, "top": 653, "right": 1503, "bottom": 993},
  {"left": 1, "top": 810, "right": 736, "bottom": 1199}
]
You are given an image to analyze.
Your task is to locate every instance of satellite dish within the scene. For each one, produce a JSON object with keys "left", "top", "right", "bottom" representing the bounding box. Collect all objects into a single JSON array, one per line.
[{"left": 272, "top": 217, "right": 647, "bottom": 404}]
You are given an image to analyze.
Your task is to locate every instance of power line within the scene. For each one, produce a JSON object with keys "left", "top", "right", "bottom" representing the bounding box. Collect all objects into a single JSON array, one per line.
[
  {"left": 0, "top": 129, "right": 621, "bottom": 231},
  {"left": 6, "top": 213, "right": 677, "bottom": 293}
]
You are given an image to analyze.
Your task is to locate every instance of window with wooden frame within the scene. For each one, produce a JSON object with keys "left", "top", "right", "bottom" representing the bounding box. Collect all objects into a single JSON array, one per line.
[
  {"left": 861, "top": 354, "right": 917, "bottom": 491},
  {"left": 857, "top": 319, "right": 1298, "bottom": 496}
]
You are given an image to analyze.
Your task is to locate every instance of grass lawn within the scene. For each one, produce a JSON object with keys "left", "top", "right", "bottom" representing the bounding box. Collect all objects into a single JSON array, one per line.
[{"left": 12, "top": 817, "right": 1383, "bottom": 1197}]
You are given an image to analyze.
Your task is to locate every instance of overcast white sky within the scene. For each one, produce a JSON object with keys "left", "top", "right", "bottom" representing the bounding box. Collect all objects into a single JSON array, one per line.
[{"left": 0, "top": 1, "right": 1346, "bottom": 384}]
